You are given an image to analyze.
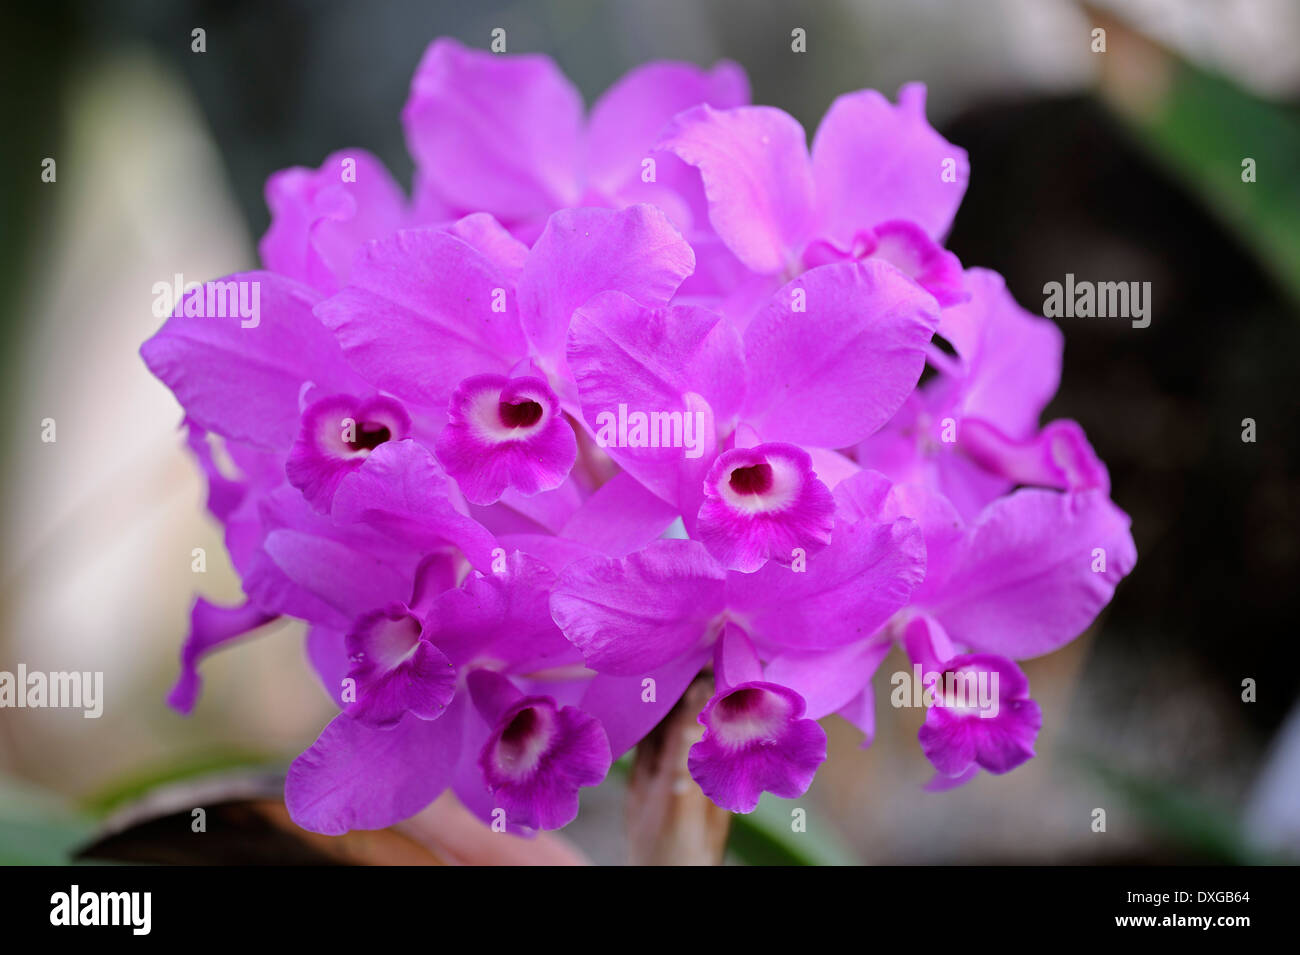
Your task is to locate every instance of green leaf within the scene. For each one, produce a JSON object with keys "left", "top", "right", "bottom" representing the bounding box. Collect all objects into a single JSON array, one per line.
[
  {"left": 1109, "top": 60, "right": 1300, "bottom": 307},
  {"left": 1076, "top": 753, "right": 1285, "bottom": 865},
  {"left": 0, "top": 775, "right": 96, "bottom": 865},
  {"left": 79, "top": 747, "right": 280, "bottom": 816},
  {"left": 727, "top": 793, "right": 859, "bottom": 866}
]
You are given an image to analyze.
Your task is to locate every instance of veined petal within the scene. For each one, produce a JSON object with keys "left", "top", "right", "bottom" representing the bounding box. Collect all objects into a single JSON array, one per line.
[
  {"left": 444, "top": 212, "right": 530, "bottom": 284},
  {"left": 141, "top": 273, "right": 366, "bottom": 451},
  {"left": 330, "top": 440, "right": 499, "bottom": 572},
  {"left": 659, "top": 104, "right": 816, "bottom": 274},
  {"left": 166, "top": 598, "right": 277, "bottom": 714},
  {"left": 728, "top": 517, "right": 925, "bottom": 651},
  {"left": 836, "top": 684, "right": 881, "bottom": 749},
  {"left": 810, "top": 83, "right": 968, "bottom": 243},
  {"left": 518, "top": 205, "right": 695, "bottom": 366},
  {"left": 939, "top": 268, "right": 1063, "bottom": 439},
  {"left": 402, "top": 38, "right": 583, "bottom": 225},
  {"left": 551, "top": 539, "right": 727, "bottom": 675},
  {"left": 578, "top": 649, "right": 709, "bottom": 758},
  {"left": 713, "top": 622, "right": 763, "bottom": 689},
  {"left": 306, "top": 625, "right": 349, "bottom": 708},
  {"left": 587, "top": 59, "right": 749, "bottom": 195},
  {"left": 568, "top": 291, "right": 741, "bottom": 516},
  {"left": 427, "top": 551, "right": 577, "bottom": 673},
  {"left": 559, "top": 471, "right": 680, "bottom": 558},
  {"left": 315, "top": 227, "right": 528, "bottom": 409},
  {"left": 958, "top": 417, "right": 1110, "bottom": 495},
  {"left": 243, "top": 486, "right": 418, "bottom": 629},
  {"left": 285, "top": 700, "right": 465, "bottom": 835},
  {"left": 259, "top": 149, "right": 408, "bottom": 294},
  {"left": 833, "top": 470, "right": 966, "bottom": 606},
  {"left": 925, "top": 489, "right": 1137, "bottom": 658},
  {"left": 764, "top": 639, "right": 893, "bottom": 720},
  {"left": 741, "top": 261, "right": 940, "bottom": 448}
]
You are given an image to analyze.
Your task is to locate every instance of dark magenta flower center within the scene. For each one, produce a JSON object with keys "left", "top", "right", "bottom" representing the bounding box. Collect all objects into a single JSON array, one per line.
[
  {"left": 491, "top": 704, "right": 557, "bottom": 777},
  {"left": 347, "top": 421, "right": 392, "bottom": 452},
  {"left": 499, "top": 399, "right": 544, "bottom": 428},
  {"left": 729, "top": 462, "right": 773, "bottom": 495},
  {"left": 501, "top": 706, "right": 541, "bottom": 750},
  {"left": 717, "top": 686, "right": 765, "bottom": 717}
]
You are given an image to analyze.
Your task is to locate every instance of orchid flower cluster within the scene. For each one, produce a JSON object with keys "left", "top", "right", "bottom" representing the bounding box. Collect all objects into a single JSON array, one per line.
[{"left": 141, "top": 38, "right": 1136, "bottom": 836}]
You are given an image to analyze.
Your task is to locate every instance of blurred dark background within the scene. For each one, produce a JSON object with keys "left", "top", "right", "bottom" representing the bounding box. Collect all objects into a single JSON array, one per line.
[{"left": 1, "top": 0, "right": 1297, "bottom": 864}]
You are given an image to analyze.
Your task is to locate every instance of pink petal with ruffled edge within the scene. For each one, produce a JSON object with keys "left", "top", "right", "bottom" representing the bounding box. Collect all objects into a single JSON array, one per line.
[
  {"left": 697, "top": 442, "right": 834, "bottom": 573},
  {"left": 468, "top": 670, "right": 611, "bottom": 831},
  {"left": 343, "top": 603, "right": 455, "bottom": 729},
  {"left": 435, "top": 373, "right": 576, "bottom": 505},
  {"left": 917, "top": 653, "right": 1042, "bottom": 777},
  {"left": 286, "top": 393, "right": 411, "bottom": 512},
  {"left": 688, "top": 679, "right": 826, "bottom": 813}
]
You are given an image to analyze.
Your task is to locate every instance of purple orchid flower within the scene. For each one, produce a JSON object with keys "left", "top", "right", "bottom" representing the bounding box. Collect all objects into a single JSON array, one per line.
[
  {"left": 260, "top": 149, "right": 417, "bottom": 295},
  {"left": 402, "top": 37, "right": 749, "bottom": 240},
  {"left": 858, "top": 267, "right": 1109, "bottom": 519},
  {"left": 688, "top": 625, "right": 828, "bottom": 812},
  {"left": 258, "top": 42, "right": 747, "bottom": 293},
  {"left": 468, "top": 669, "right": 610, "bottom": 831},
  {"left": 900, "top": 616, "right": 1043, "bottom": 784},
  {"left": 435, "top": 370, "right": 576, "bottom": 505},
  {"left": 141, "top": 35, "right": 1141, "bottom": 843},
  {"left": 550, "top": 509, "right": 926, "bottom": 809},
  {"left": 286, "top": 549, "right": 609, "bottom": 835},
  {"left": 343, "top": 602, "right": 456, "bottom": 728},
  {"left": 566, "top": 259, "right": 940, "bottom": 571},
  {"left": 287, "top": 392, "right": 412, "bottom": 512},
  {"left": 810, "top": 469, "right": 1137, "bottom": 786},
  {"left": 658, "top": 84, "right": 969, "bottom": 315},
  {"left": 698, "top": 443, "right": 836, "bottom": 572}
]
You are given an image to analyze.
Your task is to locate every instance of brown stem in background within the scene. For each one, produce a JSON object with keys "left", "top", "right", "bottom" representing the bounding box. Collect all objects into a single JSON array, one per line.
[{"left": 626, "top": 672, "right": 731, "bottom": 865}]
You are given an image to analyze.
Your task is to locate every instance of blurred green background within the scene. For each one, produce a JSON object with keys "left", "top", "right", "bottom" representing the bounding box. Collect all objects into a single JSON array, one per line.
[{"left": 1, "top": 0, "right": 1298, "bottom": 864}]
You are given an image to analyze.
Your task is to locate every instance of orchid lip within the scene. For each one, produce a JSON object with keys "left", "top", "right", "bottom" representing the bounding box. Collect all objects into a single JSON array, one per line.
[
  {"left": 714, "top": 449, "right": 801, "bottom": 514},
  {"left": 315, "top": 395, "right": 409, "bottom": 460},
  {"left": 708, "top": 684, "right": 795, "bottom": 748},
  {"left": 436, "top": 372, "right": 576, "bottom": 505},
  {"left": 688, "top": 679, "right": 827, "bottom": 812},
  {"left": 286, "top": 392, "right": 412, "bottom": 512},
  {"left": 462, "top": 376, "right": 553, "bottom": 442},
  {"left": 490, "top": 704, "right": 557, "bottom": 781},
  {"left": 468, "top": 669, "right": 612, "bottom": 831},
  {"left": 342, "top": 604, "right": 456, "bottom": 728},
  {"left": 350, "top": 610, "right": 423, "bottom": 671},
  {"left": 697, "top": 442, "right": 836, "bottom": 572}
]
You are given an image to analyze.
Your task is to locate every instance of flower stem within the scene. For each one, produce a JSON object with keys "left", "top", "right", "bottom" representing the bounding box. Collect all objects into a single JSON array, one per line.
[{"left": 626, "top": 672, "right": 731, "bottom": 865}]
